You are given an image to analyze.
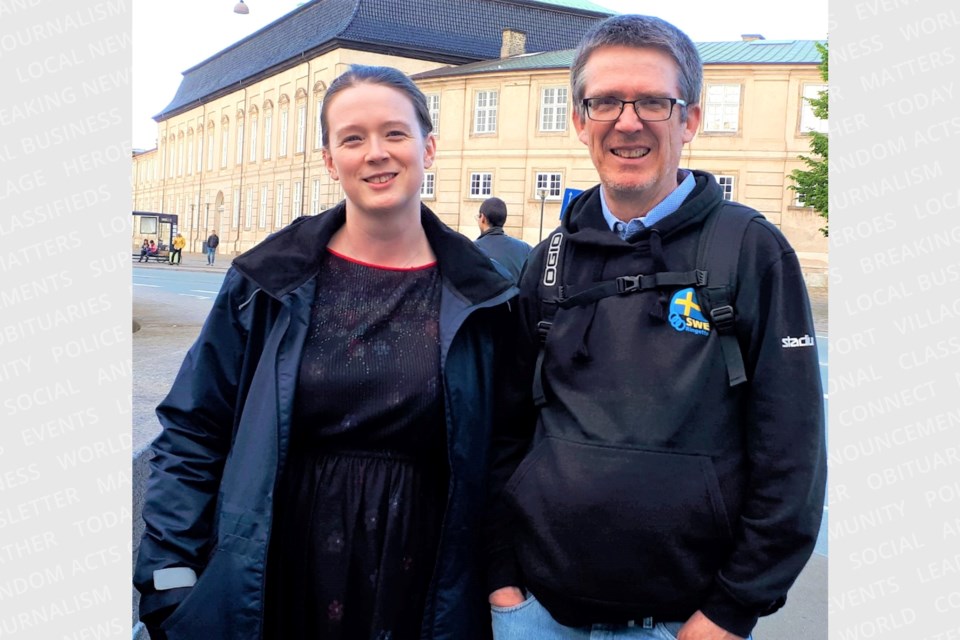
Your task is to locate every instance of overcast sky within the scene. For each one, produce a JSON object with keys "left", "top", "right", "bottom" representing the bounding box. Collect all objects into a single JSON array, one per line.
[{"left": 131, "top": 0, "right": 830, "bottom": 149}]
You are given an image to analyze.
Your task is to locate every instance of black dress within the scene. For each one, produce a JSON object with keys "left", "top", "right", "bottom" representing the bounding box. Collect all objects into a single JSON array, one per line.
[{"left": 264, "top": 249, "right": 447, "bottom": 640}]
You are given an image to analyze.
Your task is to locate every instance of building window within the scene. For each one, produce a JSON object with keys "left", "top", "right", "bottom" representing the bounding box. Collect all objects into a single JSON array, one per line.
[
  {"left": 245, "top": 187, "right": 254, "bottom": 229},
  {"left": 311, "top": 179, "right": 320, "bottom": 214},
  {"left": 800, "top": 83, "right": 828, "bottom": 134},
  {"left": 293, "top": 181, "right": 302, "bottom": 218},
  {"left": 470, "top": 172, "right": 492, "bottom": 197},
  {"left": 296, "top": 105, "right": 306, "bottom": 153},
  {"left": 167, "top": 142, "right": 174, "bottom": 177},
  {"left": 177, "top": 137, "right": 184, "bottom": 176},
  {"left": 275, "top": 182, "right": 285, "bottom": 227},
  {"left": 421, "top": 172, "right": 435, "bottom": 199},
  {"left": 474, "top": 90, "right": 498, "bottom": 134},
  {"left": 703, "top": 84, "right": 741, "bottom": 133},
  {"left": 716, "top": 175, "right": 735, "bottom": 201},
  {"left": 427, "top": 94, "right": 440, "bottom": 134},
  {"left": 221, "top": 125, "right": 229, "bottom": 168},
  {"left": 197, "top": 134, "right": 203, "bottom": 173},
  {"left": 187, "top": 137, "right": 193, "bottom": 175},
  {"left": 236, "top": 121, "right": 244, "bottom": 165},
  {"left": 263, "top": 113, "right": 273, "bottom": 160},
  {"left": 794, "top": 190, "right": 810, "bottom": 208},
  {"left": 249, "top": 118, "right": 258, "bottom": 162},
  {"left": 259, "top": 185, "right": 268, "bottom": 228},
  {"left": 539, "top": 87, "right": 568, "bottom": 132},
  {"left": 314, "top": 98, "right": 323, "bottom": 149},
  {"left": 233, "top": 188, "right": 241, "bottom": 228},
  {"left": 207, "top": 129, "right": 214, "bottom": 169},
  {"left": 535, "top": 172, "right": 562, "bottom": 198},
  {"left": 279, "top": 109, "right": 289, "bottom": 157}
]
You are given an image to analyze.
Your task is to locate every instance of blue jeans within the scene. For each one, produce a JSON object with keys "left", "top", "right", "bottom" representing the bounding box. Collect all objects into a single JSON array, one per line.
[
  {"left": 491, "top": 594, "right": 752, "bottom": 640},
  {"left": 206, "top": 246, "right": 216, "bottom": 264}
]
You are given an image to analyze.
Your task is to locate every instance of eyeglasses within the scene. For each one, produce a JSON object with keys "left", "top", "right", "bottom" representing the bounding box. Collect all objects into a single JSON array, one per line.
[{"left": 582, "top": 97, "right": 687, "bottom": 122}]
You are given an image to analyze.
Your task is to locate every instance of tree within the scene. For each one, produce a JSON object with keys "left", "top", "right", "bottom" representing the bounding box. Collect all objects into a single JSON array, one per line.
[{"left": 789, "top": 41, "right": 828, "bottom": 237}]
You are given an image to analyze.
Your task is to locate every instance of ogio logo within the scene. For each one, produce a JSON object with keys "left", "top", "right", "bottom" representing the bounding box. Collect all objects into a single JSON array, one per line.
[
  {"left": 782, "top": 334, "right": 816, "bottom": 348},
  {"left": 543, "top": 233, "right": 563, "bottom": 286}
]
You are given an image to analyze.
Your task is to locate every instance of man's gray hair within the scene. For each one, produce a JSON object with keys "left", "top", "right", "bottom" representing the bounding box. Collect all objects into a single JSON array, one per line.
[{"left": 570, "top": 14, "right": 702, "bottom": 123}]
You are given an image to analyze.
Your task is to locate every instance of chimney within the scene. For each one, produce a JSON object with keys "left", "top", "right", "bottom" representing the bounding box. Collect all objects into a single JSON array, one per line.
[
  {"left": 741, "top": 34, "right": 765, "bottom": 41},
  {"left": 500, "top": 29, "right": 526, "bottom": 58}
]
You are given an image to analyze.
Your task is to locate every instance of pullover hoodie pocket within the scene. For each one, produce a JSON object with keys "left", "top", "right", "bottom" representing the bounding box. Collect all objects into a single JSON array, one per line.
[{"left": 506, "top": 436, "right": 735, "bottom": 624}]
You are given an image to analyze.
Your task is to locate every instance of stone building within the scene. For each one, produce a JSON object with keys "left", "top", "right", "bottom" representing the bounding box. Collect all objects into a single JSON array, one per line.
[{"left": 131, "top": 0, "right": 827, "bottom": 276}]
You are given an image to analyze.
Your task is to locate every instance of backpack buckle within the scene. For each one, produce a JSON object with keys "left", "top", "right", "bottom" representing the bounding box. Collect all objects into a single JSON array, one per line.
[
  {"left": 616, "top": 275, "right": 641, "bottom": 294},
  {"left": 709, "top": 304, "right": 736, "bottom": 332},
  {"left": 695, "top": 269, "right": 708, "bottom": 287},
  {"left": 536, "top": 320, "right": 553, "bottom": 344}
]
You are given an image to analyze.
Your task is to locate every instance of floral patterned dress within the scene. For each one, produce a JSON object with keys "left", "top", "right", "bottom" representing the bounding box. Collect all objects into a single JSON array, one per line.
[{"left": 264, "top": 249, "right": 447, "bottom": 640}]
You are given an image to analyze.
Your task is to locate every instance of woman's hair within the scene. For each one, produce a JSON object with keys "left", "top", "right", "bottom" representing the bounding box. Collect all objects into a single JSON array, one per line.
[{"left": 320, "top": 65, "right": 433, "bottom": 147}]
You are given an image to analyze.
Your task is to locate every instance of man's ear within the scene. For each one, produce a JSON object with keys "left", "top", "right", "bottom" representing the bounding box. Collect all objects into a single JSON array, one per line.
[
  {"left": 573, "top": 109, "right": 588, "bottom": 146},
  {"left": 681, "top": 104, "right": 701, "bottom": 145}
]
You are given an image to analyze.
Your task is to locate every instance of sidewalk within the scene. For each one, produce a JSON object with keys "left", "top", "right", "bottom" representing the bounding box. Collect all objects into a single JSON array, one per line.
[{"left": 133, "top": 250, "right": 232, "bottom": 274}]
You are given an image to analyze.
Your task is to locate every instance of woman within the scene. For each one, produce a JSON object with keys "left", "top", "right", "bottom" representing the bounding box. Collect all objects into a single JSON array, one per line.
[
  {"left": 170, "top": 233, "right": 185, "bottom": 265},
  {"left": 134, "top": 65, "right": 516, "bottom": 640},
  {"left": 137, "top": 238, "right": 150, "bottom": 262}
]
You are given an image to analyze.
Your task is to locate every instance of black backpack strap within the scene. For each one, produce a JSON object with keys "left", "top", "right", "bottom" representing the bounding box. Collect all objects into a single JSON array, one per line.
[
  {"left": 558, "top": 269, "right": 705, "bottom": 309},
  {"left": 696, "top": 205, "right": 761, "bottom": 388},
  {"left": 532, "top": 231, "right": 565, "bottom": 407}
]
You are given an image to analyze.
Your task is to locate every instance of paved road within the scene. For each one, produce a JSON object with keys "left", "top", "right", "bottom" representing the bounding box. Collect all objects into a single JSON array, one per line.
[{"left": 132, "top": 256, "right": 829, "bottom": 639}]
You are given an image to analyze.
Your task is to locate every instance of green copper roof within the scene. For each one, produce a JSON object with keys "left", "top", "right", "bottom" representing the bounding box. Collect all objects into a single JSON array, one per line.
[
  {"left": 412, "top": 39, "right": 825, "bottom": 80},
  {"left": 697, "top": 39, "right": 825, "bottom": 64}
]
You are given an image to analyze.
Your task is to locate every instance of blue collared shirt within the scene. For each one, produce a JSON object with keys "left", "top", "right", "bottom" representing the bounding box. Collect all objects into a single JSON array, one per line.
[{"left": 601, "top": 169, "right": 695, "bottom": 239}]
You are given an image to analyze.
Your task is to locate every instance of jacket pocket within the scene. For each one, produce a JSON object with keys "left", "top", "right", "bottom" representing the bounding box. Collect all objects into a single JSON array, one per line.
[
  {"left": 160, "top": 545, "right": 258, "bottom": 638},
  {"left": 507, "top": 437, "right": 733, "bottom": 609}
]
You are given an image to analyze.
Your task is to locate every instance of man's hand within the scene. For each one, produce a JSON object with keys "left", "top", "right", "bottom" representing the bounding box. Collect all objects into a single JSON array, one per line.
[
  {"left": 488, "top": 586, "right": 525, "bottom": 607},
  {"left": 677, "top": 610, "right": 745, "bottom": 640}
]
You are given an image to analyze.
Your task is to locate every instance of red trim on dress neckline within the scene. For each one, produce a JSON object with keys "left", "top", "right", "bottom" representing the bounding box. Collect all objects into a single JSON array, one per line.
[{"left": 327, "top": 247, "right": 437, "bottom": 271}]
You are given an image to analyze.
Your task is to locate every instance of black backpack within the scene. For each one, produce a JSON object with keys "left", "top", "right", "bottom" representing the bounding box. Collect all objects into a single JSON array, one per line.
[{"left": 532, "top": 204, "right": 762, "bottom": 407}]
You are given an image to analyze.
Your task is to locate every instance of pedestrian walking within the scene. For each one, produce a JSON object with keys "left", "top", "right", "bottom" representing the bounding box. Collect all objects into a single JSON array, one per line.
[{"left": 204, "top": 230, "right": 219, "bottom": 265}]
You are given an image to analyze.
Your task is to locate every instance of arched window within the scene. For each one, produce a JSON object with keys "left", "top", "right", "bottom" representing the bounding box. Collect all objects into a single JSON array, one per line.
[
  {"left": 248, "top": 105, "right": 259, "bottom": 163},
  {"left": 263, "top": 100, "right": 273, "bottom": 160},
  {"left": 295, "top": 89, "right": 307, "bottom": 154},
  {"left": 278, "top": 95, "right": 289, "bottom": 157},
  {"left": 313, "top": 82, "right": 327, "bottom": 149},
  {"left": 220, "top": 116, "right": 230, "bottom": 168},
  {"left": 236, "top": 109, "right": 245, "bottom": 165}
]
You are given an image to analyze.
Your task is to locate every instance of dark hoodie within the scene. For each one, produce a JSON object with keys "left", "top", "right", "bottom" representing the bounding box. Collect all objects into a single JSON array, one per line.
[{"left": 486, "top": 171, "right": 825, "bottom": 637}]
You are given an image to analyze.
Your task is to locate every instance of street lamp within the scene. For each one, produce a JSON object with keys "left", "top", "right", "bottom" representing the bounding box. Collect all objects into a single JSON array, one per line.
[
  {"left": 537, "top": 188, "right": 547, "bottom": 242},
  {"left": 233, "top": 0, "right": 249, "bottom": 14}
]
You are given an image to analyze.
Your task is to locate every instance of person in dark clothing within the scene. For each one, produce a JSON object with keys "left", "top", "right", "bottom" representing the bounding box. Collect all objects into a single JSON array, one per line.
[
  {"left": 137, "top": 238, "right": 150, "bottom": 262},
  {"left": 135, "top": 65, "right": 516, "bottom": 640},
  {"left": 485, "top": 14, "right": 825, "bottom": 640},
  {"left": 204, "top": 231, "right": 219, "bottom": 265},
  {"left": 474, "top": 196, "right": 532, "bottom": 283}
]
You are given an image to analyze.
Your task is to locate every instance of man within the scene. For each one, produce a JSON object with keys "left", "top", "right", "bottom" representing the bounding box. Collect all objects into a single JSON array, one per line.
[
  {"left": 205, "top": 230, "right": 219, "bottom": 265},
  {"left": 486, "top": 14, "right": 825, "bottom": 640},
  {"left": 474, "top": 196, "right": 532, "bottom": 283}
]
